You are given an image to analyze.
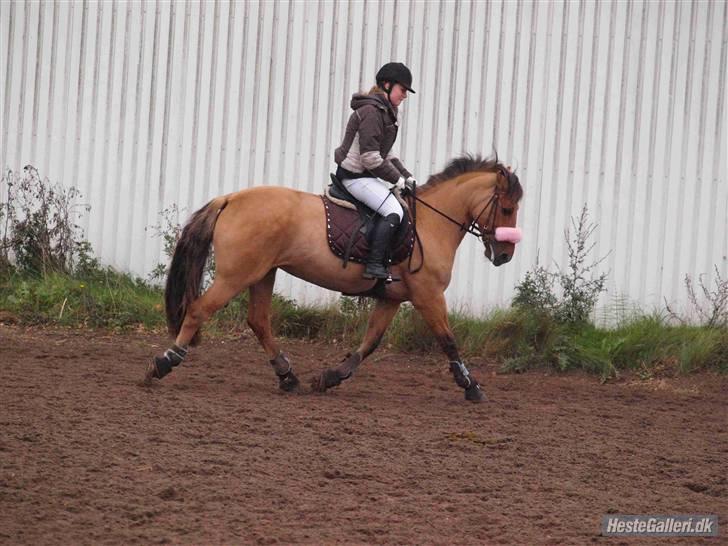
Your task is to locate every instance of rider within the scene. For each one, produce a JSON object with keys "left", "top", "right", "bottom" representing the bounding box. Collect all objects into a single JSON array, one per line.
[{"left": 334, "top": 62, "right": 417, "bottom": 280}]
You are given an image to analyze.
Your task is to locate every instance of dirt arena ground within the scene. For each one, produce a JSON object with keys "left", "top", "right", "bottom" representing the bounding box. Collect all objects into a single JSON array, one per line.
[{"left": 1, "top": 324, "right": 726, "bottom": 545}]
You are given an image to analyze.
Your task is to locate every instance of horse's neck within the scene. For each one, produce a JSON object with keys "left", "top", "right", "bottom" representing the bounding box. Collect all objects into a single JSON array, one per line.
[
  {"left": 411, "top": 173, "right": 496, "bottom": 278},
  {"left": 419, "top": 173, "right": 495, "bottom": 243}
]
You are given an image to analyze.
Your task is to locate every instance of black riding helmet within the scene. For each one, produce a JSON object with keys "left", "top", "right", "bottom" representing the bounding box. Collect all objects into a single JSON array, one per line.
[{"left": 376, "top": 62, "right": 416, "bottom": 94}]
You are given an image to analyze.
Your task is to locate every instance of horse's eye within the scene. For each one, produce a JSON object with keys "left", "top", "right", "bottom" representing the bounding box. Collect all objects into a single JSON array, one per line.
[{"left": 502, "top": 208, "right": 514, "bottom": 216}]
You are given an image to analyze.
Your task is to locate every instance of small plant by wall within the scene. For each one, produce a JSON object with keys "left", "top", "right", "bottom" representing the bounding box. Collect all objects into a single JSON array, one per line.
[
  {"left": 1, "top": 166, "right": 95, "bottom": 276},
  {"left": 513, "top": 205, "right": 608, "bottom": 325}
]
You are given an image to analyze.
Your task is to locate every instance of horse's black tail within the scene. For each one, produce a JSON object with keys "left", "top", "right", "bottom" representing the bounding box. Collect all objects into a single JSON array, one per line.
[{"left": 165, "top": 196, "right": 228, "bottom": 346}]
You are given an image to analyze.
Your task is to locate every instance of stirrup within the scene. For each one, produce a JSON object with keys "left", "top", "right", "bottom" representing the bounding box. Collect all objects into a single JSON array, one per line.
[
  {"left": 362, "top": 269, "right": 400, "bottom": 284},
  {"left": 363, "top": 263, "right": 390, "bottom": 280}
]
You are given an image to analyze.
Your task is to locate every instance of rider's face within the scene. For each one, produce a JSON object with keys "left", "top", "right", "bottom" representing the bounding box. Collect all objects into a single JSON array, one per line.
[{"left": 387, "top": 83, "right": 408, "bottom": 107}]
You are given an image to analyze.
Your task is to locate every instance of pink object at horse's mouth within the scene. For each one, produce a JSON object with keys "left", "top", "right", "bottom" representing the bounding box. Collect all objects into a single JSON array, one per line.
[{"left": 494, "top": 227, "right": 522, "bottom": 244}]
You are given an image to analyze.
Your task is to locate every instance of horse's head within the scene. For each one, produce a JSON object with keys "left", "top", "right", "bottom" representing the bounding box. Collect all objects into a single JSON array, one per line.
[
  {"left": 473, "top": 167, "right": 523, "bottom": 267},
  {"left": 419, "top": 154, "right": 523, "bottom": 267}
]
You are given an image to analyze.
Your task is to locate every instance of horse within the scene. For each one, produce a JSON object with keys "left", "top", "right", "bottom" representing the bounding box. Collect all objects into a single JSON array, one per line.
[{"left": 146, "top": 154, "right": 523, "bottom": 402}]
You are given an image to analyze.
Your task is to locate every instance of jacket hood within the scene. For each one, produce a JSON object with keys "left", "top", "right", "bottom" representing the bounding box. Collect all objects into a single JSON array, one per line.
[{"left": 350, "top": 93, "right": 397, "bottom": 116}]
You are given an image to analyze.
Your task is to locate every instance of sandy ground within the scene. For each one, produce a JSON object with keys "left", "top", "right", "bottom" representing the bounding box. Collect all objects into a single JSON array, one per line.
[{"left": 1, "top": 324, "right": 726, "bottom": 545}]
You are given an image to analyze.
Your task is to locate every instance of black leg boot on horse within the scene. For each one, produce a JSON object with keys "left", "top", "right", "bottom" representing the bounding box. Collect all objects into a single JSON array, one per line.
[
  {"left": 148, "top": 343, "right": 188, "bottom": 380},
  {"left": 311, "top": 299, "right": 401, "bottom": 393},
  {"left": 363, "top": 213, "right": 401, "bottom": 282},
  {"left": 412, "top": 294, "right": 487, "bottom": 402}
]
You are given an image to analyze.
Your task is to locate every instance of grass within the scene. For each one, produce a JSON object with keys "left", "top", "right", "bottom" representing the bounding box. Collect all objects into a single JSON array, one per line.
[
  {"left": 1, "top": 268, "right": 725, "bottom": 377},
  {"left": 478, "top": 308, "right": 727, "bottom": 378},
  {"left": 1, "top": 269, "right": 163, "bottom": 329}
]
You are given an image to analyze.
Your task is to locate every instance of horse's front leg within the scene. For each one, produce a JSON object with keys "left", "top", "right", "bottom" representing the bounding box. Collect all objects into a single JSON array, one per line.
[
  {"left": 312, "top": 298, "right": 401, "bottom": 392},
  {"left": 413, "top": 293, "right": 486, "bottom": 402}
]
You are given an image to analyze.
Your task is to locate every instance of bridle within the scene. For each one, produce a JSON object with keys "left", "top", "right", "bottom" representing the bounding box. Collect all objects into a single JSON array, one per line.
[
  {"left": 404, "top": 167, "right": 511, "bottom": 273},
  {"left": 407, "top": 167, "right": 508, "bottom": 239}
]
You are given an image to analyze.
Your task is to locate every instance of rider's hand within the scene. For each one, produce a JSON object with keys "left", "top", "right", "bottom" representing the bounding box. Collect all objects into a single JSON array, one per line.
[
  {"left": 393, "top": 177, "right": 406, "bottom": 191},
  {"left": 405, "top": 176, "right": 417, "bottom": 191}
]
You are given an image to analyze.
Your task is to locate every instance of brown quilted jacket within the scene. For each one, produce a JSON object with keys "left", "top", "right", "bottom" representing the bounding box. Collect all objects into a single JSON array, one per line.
[{"left": 334, "top": 92, "right": 412, "bottom": 184}]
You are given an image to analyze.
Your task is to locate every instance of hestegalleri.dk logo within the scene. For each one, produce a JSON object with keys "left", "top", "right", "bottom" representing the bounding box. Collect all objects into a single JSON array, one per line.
[{"left": 601, "top": 515, "right": 719, "bottom": 537}]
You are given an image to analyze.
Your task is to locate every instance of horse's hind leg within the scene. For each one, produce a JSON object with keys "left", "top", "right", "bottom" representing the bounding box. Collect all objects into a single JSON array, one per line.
[
  {"left": 146, "top": 275, "right": 247, "bottom": 381},
  {"left": 247, "top": 269, "right": 299, "bottom": 392},
  {"left": 177, "top": 276, "right": 245, "bottom": 346},
  {"left": 312, "top": 298, "right": 401, "bottom": 392}
]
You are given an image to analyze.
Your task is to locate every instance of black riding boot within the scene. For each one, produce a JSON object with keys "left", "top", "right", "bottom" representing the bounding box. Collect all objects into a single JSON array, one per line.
[{"left": 363, "top": 213, "right": 401, "bottom": 280}]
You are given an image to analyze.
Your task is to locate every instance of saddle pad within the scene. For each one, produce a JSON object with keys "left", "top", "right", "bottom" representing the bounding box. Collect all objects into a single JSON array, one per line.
[{"left": 322, "top": 195, "right": 415, "bottom": 265}]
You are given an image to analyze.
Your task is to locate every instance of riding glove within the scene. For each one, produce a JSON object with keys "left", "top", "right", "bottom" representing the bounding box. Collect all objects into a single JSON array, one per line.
[{"left": 393, "top": 176, "right": 417, "bottom": 193}]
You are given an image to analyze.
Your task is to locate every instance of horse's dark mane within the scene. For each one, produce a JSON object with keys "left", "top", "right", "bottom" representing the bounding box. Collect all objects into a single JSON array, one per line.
[{"left": 421, "top": 153, "right": 523, "bottom": 201}]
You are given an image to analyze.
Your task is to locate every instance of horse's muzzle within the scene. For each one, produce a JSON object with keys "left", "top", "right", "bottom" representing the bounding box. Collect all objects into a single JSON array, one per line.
[
  {"left": 484, "top": 242, "right": 514, "bottom": 266},
  {"left": 493, "top": 252, "right": 512, "bottom": 266}
]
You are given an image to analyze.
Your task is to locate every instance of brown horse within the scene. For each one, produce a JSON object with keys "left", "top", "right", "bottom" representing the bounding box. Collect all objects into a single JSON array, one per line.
[{"left": 146, "top": 155, "right": 523, "bottom": 402}]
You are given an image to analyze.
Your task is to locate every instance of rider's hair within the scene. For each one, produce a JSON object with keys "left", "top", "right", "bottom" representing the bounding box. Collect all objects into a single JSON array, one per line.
[{"left": 368, "top": 85, "right": 387, "bottom": 95}]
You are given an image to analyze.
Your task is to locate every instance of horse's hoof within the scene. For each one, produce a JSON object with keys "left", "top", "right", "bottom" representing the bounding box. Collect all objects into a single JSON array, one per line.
[
  {"left": 464, "top": 382, "right": 487, "bottom": 402},
  {"left": 145, "top": 355, "right": 175, "bottom": 384},
  {"left": 278, "top": 370, "right": 300, "bottom": 393},
  {"left": 143, "top": 361, "right": 160, "bottom": 385},
  {"left": 310, "top": 369, "right": 343, "bottom": 393}
]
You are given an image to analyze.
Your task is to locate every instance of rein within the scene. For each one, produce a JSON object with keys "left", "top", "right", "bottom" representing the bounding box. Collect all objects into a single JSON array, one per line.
[{"left": 410, "top": 189, "right": 499, "bottom": 238}]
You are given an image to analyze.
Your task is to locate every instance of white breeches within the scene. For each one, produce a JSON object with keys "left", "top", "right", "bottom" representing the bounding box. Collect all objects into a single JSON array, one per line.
[{"left": 341, "top": 177, "right": 404, "bottom": 220}]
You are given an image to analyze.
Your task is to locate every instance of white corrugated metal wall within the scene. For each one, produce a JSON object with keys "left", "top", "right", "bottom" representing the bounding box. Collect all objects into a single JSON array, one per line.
[{"left": 2, "top": 0, "right": 727, "bottom": 318}]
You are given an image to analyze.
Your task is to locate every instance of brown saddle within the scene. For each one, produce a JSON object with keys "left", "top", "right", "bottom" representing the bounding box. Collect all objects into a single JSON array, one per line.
[{"left": 322, "top": 192, "right": 415, "bottom": 267}]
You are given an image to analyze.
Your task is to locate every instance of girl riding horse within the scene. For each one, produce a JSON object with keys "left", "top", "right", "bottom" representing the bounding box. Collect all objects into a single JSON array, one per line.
[{"left": 334, "top": 62, "right": 418, "bottom": 281}]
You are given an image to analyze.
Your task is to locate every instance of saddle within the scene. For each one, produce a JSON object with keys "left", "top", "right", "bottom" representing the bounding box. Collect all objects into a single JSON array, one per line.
[{"left": 323, "top": 174, "right": 415, "bottom": 268}]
